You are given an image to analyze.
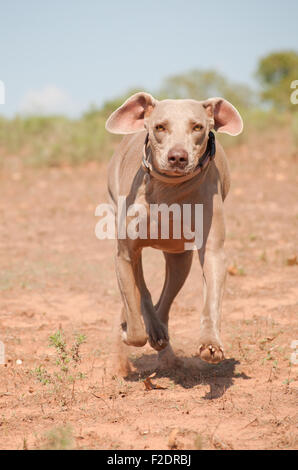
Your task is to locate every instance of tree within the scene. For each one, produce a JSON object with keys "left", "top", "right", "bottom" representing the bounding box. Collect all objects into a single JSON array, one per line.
[
  {"left": 256, "top": 50, "right": 298, "bottom": 111},
  {"left": 158, "top": 69, "right": 253, "bottom": 111},
  {"left": 82, "top": 88, "right": 143, "bottom": 121}
]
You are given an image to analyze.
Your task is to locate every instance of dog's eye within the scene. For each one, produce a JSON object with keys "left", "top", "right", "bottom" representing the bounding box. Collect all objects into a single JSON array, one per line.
[
  {"left": 155, "top": 124, "right": 165, "bottom": 132},
  {"left": 193, "top": 124, "right": 203, "bottom": 132}
]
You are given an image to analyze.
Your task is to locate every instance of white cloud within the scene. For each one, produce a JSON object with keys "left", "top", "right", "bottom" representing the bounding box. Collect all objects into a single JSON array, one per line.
[{"left": 19, "top": 85, "right": 76, "bottom": 116}]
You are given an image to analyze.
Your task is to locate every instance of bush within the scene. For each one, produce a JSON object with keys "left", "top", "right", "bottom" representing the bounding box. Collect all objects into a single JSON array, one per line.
[{"left": 0, "top": 113, "right": 120, "bottom": 167}]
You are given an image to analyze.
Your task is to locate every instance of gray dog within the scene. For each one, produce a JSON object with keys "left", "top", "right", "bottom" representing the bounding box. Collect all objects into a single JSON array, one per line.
[{"left": 106, "top": 93, "right": 243, "bottom": 367}]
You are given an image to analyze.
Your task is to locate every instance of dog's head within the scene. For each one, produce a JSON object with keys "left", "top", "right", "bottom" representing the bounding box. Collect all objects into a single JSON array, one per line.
[{"left": 106, "top": 92, "right": 243, "bottom": 175}]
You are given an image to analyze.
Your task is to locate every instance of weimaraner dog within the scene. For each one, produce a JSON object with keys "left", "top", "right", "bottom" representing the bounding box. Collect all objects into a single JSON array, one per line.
[{"left": 106, "top": 93, "right": 243, "bottom": 367}]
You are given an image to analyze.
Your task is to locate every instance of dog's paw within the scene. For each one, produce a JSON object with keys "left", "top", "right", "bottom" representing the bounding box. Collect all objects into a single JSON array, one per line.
[
  {"left": 121, "top": 322, "right": 147, "bottom": 347},
  {"left": 197, "top": 343, "right": 224, "bottom": 364},
  {"left": 147, "top": 321, "right": 169, "bottom": 351}
]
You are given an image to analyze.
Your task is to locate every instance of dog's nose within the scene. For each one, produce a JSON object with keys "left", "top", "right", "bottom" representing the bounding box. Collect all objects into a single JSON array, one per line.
[{"left": 167, "top": 147, "right": 189, "bottom": 169}]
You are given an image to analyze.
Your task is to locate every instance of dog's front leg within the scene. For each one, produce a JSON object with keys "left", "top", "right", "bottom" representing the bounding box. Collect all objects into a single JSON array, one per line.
[
  {"left": 115, "top": 242, "right": 147, "bottom": 347},
  {"left": 197, "top": 195, "right": 226, "bottom": 364},
  {"left": 135, "top": 255, "right": 169, "bottom": 351},
  {"left": 116, "top": 242, "right": 169, "bottom": 350}
]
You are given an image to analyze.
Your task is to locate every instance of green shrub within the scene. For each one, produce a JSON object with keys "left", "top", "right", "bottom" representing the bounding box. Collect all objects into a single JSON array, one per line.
[{"left": 0, "top": 113, "right": 120, "bottom": 167}]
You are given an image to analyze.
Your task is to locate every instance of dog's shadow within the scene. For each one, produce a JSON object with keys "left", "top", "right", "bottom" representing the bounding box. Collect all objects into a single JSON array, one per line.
[{"left": 124, "top": 353, "right": 250, "bottom": 399}]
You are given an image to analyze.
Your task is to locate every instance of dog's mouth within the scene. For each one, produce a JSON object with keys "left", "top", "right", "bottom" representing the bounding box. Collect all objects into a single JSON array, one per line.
[
  {"left": 156, "top": 161, "right": 195, "bottom": 177},
  {"left": 150, "top": 150, "right": 198, "bottom": 177},
  {"left": 161, "top": 167, "right": 190, "bottom": 176}
]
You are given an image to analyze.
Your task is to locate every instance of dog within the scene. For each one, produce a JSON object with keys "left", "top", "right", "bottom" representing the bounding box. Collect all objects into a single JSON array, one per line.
[{"left": 105, "top": 92, "right": 243, "bottom": 367}]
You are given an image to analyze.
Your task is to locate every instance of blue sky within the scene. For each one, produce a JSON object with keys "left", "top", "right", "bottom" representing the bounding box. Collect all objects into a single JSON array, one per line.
[{"left": 0, "top": 0, "right": 297, "bottom": 117}]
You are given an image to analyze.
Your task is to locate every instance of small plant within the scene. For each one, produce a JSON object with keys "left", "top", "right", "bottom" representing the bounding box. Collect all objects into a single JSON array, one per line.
[
  {"left": 71, "top": 333, "right": 87, "bottom": 364},
  {"left": 32, "top": 330, "right": 87, "bottom": 406},
  {"left": 262, "top": 351, "right": 275, "bottom": 364},
  {"left": 33, "top": 365, "right": 52, "bottom": 385},
  {"left": 194, "top": 433, "right": 203, "bottom": 450},
  {"left": 237, "top": 266, "right": 246, "bottom": 276},
  {"left": 40, "top": 425, "right": 74, "bottom": 450},
  {"left": 259, "top": 250, "right": 267, "bottom": 262},
  {"left": 23, "top": 437, "right": 28, "bottom": 450},
  {"left": 49, "top": 330, "right": 69, "bottom": 373},
  {"left": 283, "top": 378, "right": 294, "bottom": 385},
  {"left": 49, "top": 330, "right": 86, "bottom": 381},
  {"left": 227, "top": 263, "right": 246, "bottom": 276}
]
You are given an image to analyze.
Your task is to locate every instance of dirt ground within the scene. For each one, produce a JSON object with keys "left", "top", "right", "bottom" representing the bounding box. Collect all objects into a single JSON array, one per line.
[{"left": 0, "top": 133, "right": 297, "bottom": 450}]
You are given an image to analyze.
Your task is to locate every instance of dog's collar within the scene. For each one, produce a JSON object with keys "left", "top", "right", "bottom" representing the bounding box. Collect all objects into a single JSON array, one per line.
[{"left": 141, "top": 131, "right": 216, "bottom": 184}]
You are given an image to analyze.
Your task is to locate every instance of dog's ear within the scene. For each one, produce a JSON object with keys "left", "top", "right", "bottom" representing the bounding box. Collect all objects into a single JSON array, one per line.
[
  {"left": 202, "top": 97, "right": 243, "bottom": 136},
  {"left": 105, "top": 92, "right": 157, "bottom": 134}
]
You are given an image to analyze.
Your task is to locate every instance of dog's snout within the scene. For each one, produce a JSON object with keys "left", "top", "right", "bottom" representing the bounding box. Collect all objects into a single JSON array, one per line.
[{"left": 167, "top": 147, "right": 189, "bottom": 169}]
